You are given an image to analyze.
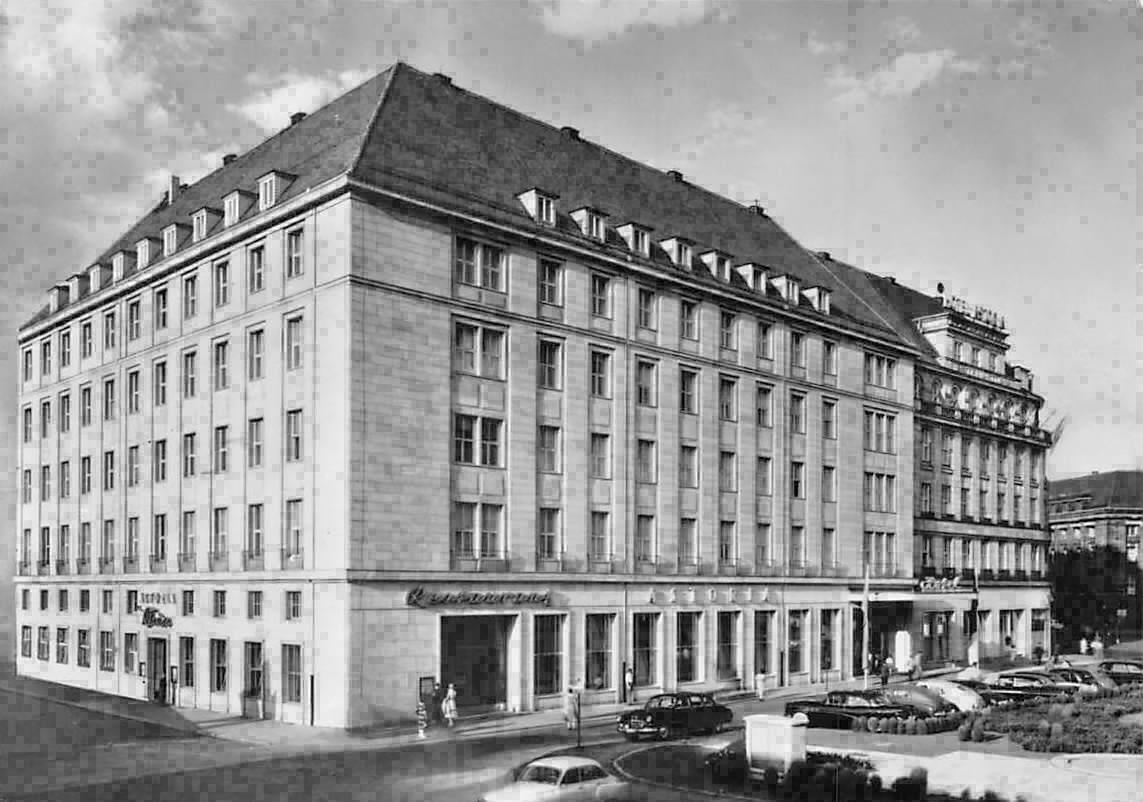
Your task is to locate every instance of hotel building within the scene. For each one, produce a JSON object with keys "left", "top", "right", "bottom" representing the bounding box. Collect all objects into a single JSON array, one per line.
[{"left": 14, "top": 63, "right": 1051, "bottom": 728}]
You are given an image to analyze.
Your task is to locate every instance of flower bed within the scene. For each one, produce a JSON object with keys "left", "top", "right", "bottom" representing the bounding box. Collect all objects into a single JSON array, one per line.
[{"left": 961, "top": 684, "right": 1143, "bottom": 753}]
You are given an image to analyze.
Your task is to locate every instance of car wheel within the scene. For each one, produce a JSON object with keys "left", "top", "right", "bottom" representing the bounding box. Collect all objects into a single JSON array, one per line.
[{"left": 657, "top": 725, "right": 671, "bottom": 740}]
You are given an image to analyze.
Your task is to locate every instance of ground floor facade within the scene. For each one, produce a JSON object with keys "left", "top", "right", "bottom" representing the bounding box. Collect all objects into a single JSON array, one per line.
[{"left": 13, "top": 575, "right": 1052, "bottom": 729}]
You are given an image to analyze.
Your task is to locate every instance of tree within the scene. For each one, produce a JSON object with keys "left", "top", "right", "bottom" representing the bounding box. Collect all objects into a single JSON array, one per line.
[{"left": 1049, "top": 545, "right": 1131, "bottom": 646}]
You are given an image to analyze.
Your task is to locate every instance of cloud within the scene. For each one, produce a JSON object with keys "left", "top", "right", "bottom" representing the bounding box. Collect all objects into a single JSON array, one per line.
[
  {"left": 227, "top": 69, "right": 372, "bottom": 132},
  {"left": 803, "top": 30, "right": 845, "bottom": 57},
  {"left": 829, "top": 49, "right": 981, "bottom": 109},
  {"left": 530, "top": 0, "right": 718, "bottom": 43}
]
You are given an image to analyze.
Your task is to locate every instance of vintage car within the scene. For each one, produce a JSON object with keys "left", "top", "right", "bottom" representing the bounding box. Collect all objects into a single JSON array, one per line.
[
  {"left": 947, "top": 678, "right": 1033, "bottom": 706},
  {"left": 1049, "top": 666, "right": 1117, "bottom": 691},
  {"left": 912, "top": 679, "right": 987, "bottom": 712},
  {"left": 783, "top": 689, "right": 925, "bottom": 729},
  {"left": 880, "top": 685, "right": 958, "bottom": 716},
  {"left": 616, "top": 692, "right": 733, "bottom": 740},
  {"left": 481, "top": 756, "right": 631, "bottom": 802},
  {"left": 988, "top": 671, "right": 1077, "bottom": 698},
  {"left": 1097, "top": 660, "right": 1143, "bottom": 686}
]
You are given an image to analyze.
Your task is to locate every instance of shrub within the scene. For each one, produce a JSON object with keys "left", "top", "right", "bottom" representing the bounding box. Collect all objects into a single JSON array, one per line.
[
  {"left": 867, "top": 716, "right": 879, "bottom": 733},
  {"left": 916, "top": 718, "right": 929, "bottom": 736},
  {"left": 851, "top": 716, "right": 864, "bottom": 732},
  {"left": 957, "top": 722, "right": 973, "bottom": 741},
  {"left": 868, "top": 772, "right": 883, "bottom": 799},
  {"left": 1049, "top": 721, "right": 1064, "bottom": 739},
  {"left": 836, "top": 767, "right": 859, "bottom": 801},
  {"left": 904, "top": 716, "right": 917, "bottom": 735},
  {"left": 890, "top": 768, "right": 929, "bottom": 802},
  {"left": 971, "top": 720, "right": 987, "bottom": 742}
]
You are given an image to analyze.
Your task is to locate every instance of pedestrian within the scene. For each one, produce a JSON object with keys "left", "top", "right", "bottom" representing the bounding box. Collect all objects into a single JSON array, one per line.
[
  {"left": 879, "top": 655, "right": 892, "bottom": 687},
  {"left": 625, "top": 665, "right": 635, "bottom": 704},
  {"left": 1079, "top": 636, "right": 1089, "bottom": 657},
  {"left": 431, "top": 681, "right": 444, "bottom": 727},
  {"left": 563, "top": 682, "right": 579, "bottom": 731},
  {"left": 442, "top": 683, "right": 458, "bottom": 728},
  {"left": 910, "top": 652, "right": 923, "bottom": 682}
]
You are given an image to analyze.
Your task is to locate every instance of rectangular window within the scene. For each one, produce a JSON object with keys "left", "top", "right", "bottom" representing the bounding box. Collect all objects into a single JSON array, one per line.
[
  {"left": 920, "top": 482, "right": 933, "bottom": 514},
  {"left": 182, "top": 351, "right": 197, "bottom": 398},
  {"left": 790, "top": 462, "right": 805, "bottom": 498},
  {"left": 285, "top": 410, "right": 303, "bottom": 462},
  {"left": 789, "top": 393, "right": 805, "bottom": 433},
  {"left": 754, "top": 611, "right": 773, "bottom": 675},
  {"left": 246, "top": 504, "right": 263, "bottom": 559},
  {"left": 80, "top": 385, "right": 92, "bottom": 425},
  {"left": 636, "top": 439, "right": 656, "bottom": 483},
  {"left": 820, "top": 610, "right": 837, "bottom": 671},
  {"left": 282, "top": 644, "right": 302, "bottom": 703},
  {"left": 636, "top": 288, "right": 657, "bottom": 330},
  {"left": 821, "top": 527, "right": 836, "bottom": 567},
  {"left": 538, "top": 258, "right": 562, "bottom": 306},
  {"left": 822, "top": 341, "right": 837, "bottom": 375},
  {"left": 790, "top": 331, "right": 806, "bottom": 367},
  {"left": 757, "top": 321, "right": 773, "bottom": 358},
  {"left": 537, "top": 340, "right": 562, "bottom": 390},
  {"left": 126, "top": 370, "right": 141, "bottom": 413},
  {"left": 790, "top": 525, "right": 805, "bottom": 567},
  {"left": 635, "top": 360, "right": 657, "bottom": 406},
  {"left": 103, "top": 311, "right": 117, "bottom": 350},
  {"left": 126, "top": 446, "right": 139, "bottom": 487},
  {"left": 213, "top": 426, "right": 229, "bottom": 472},
  {"left": 183, "top": 274, "right": 198, "bottom": 319},
  {"left": 102, "top": 450, "right": 115, "bottom": 491},
  {"left": 718, "top": 521, "right": 736, "bottom": 565},
  {"left": 56, "top": 627, "right": 68, "bottom": 664},
  {"left": 210, "top": 639, "right": 228, "bottom": 692},
  {"left": 589, "top": 511, "right": 610, "bottom": 561},
  {"left": 213, "top": 261, "right": 230, "bottom": 307},
  {"left": 123, "top": 632, "right": 138, "bottom": 674},
  {"left": 154, "top": 289, "right": 168, "bottom": 330},
  {"left": 719, "top": 451, "right": 737, "bottom": 492},
  {"left": 635, "top": 515, "right": 655, "bottom": 563},
  {"left": 247, "top": 419, "right": 263, "bottom": 468},
  {"left": 286, "top": 229, "right": 304, "bottom": 278},
  {"left": 633, "top": 613, "right": 658, "bottom": 686},
  {"left": 589, "top": 350, "right": 611, "bottom": 397},
  {"left": 584, "top": 614, "right": 614, "bottom": 690},
  {"left": 453, "top": 236, "right": 505, "bottom": 291},
  {"left": 921, "top": 427, "right": 933, "bottom": 463},
  {"left": 863, "top": 410, "right": 897, "bottom": 453},
  {"left": 99, "top": 631, "right": 115, "bottom": 671},
  {"left": 719, "top": 377, "right": 737, "bottom": 421},
  {"left": 755, "top": 385, "right": 772, "bottom": 427},
  {"left": 127, "top": 300, "right": 141, "bottom": 341},
  {"left": 756, "top": 457, "right": 772, "bottom": 495},
  {"left": 285, "top": 316, "right": 303, "bottom": 370},
  {"left": 538, "top": 425, "right": 561, "bottom": 473},
  {"left": 247, "top": 329, "right": 265, "bottom": 380},
  {"left": 41, "top": 340, "right": 53, "bottom": 375},
  {"left": 34, "top": 627, "right": 49, "bottom": 661},
  {"left": 213, "top": 341, "right": 229, "bottom": 390},
  {"left": 247, "top": 591, "right": 262, "bottom": 620},
  {"left": 152, "top": 361, "right": 167, "bottom": 407},
  {"left": 822, "top": 466, "right": 836, "bottom": 502},
  {"left": 590, "top": 433, "right": 610, "bottom": 479},
  {"left": 181, "top": 589, "right": 195, "bottom": 617},
  {"left": 680, "top": 300, "right": 698, "bottom": 340},
  {"left": 788, "top": 610, "right": 806, "bottom": 674},
  {"left": 81, "top": 322, "right": 93, "bottom": 357},
  {"left": 822, "top": 399, "right": 837, "bottom": 439},
  {"left": 182, "top": 433, "right": 197, "bottom": 477},
  {"left": 679, "top": 368, "right": 698, "bottom": 413},
  {"left": 453, "top": 322, "right": 503, "bottom": 379},
  {"left": 537, "top": 508, "right": 561, "bottom": 560},
  {"left": 678, "top": 518, "right": 697, "bottom": 566},
  {"left": 180, "top": 637, "right": 195, "bottom": 688},
  {"left": 679, "top": 445, "right": 698, "bottom": 488},
  {"left": 213, "top": 589, "right": 227, "bottom": 617},
  {"left": 285, "top": 591, "right": 302, "bottom": 621},
  {"left": 590, "top": 274, "right": 611, "bottom": 318},
  {"left": 717, "top": 611, "right": 739, "bottom": 680},
  {"left": 102, "top": 378, "right": 116, "bottom": 420},
  {"left": 676, "top": 612, "right": 700, "bottom": 683},
  {"left": 863, "top": 354, "right": 897, "bottom": 389},
  {"left": 719, "top": 311, "right": 736, "bottom": 349}
]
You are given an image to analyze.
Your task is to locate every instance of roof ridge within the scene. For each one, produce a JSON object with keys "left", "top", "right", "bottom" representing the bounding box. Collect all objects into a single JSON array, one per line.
[
  {"left": 349, "top": 61, "right": 401, "bottom": 176},
  {"left": 804, "top": 252, "right": 913, "bottom": 340}
]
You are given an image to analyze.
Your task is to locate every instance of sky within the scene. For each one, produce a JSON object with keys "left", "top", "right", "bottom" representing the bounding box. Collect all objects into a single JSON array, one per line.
[{"left": 0, "top": 0, "right": 1137, "bottom": 546}]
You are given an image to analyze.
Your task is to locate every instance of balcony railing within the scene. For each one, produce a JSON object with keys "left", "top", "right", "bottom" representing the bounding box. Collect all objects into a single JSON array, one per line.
[
  {"left": 755, "top": 560, "right": 780, "bottom": 577},
  {"left": 75, "top": 558, "right": 90, "bottom": 575},
  {"left": 587, "top": 553, "right": 616, "bottom": 574},
  {"left": 122, "top": 556, "right": 139, "bottom": 574},
  {"left": 243, "top": 550, "right": 265, "bottom": 571},
  {"left": 716, "top": 559, "right": 739, "bottom": 577},
  {"left": 634, "top": 558, "right": 658, "bottom": 575},
  {"left": 99, "top": 556, "right": 115, "bottom": 574},
  {"left": 787, "top": 561, "right": 808, "bottom": 577},
  {"left": 55, "top": 559, "right": 70, "bottom": 575},
  {"left": 209, "top": 551, "right": 229, "bottom": 572},
  {"left": 177, "top": 552, "right": 196, "bottom": 572},
  {"left": 36, "top": 560, "right": 51, "bottom": 576},
  {"left": 149, "top": 555, "right": 167, "bottom": 573},
  {"left": 535, "top": 554, "right": 564, "bottom": 572},
  {"left": 280, "top": 548, "right": 305, "bottom": 570},
  {"left": 678, "top": 558, "right": 700, "bottom": 576}
]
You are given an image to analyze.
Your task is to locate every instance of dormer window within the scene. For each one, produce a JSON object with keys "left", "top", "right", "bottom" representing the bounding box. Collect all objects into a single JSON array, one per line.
[
  {"left": 192, "top": 210, "right": 208, "bottom": 242},
  {"left": 257, "top": 174, "right": 278, "bottom": 211},
  {"left": 617, "top": 222, "right": 652, "bottom": 256},
  {"left": 770, "top": 274, "right": 801, "bottom": 304},
  {"left": 588, "top": 212, "right": 604, "bottom": 241},
  {"left": 676, "top": 242, "right": 691, "bottom": 267},
  {"left": 224, "top": 193, "right": 240, "bottom": 227},
  {"left": 537, "top": 195, "right": 555, "bottom": 226},
  {"left": 571, "top": 207, "right": 608, "bottom": 241},
  {"left": 734, "top": 263, "right": 767, "bottom": 292},
  {"left": 162, "top": 225, "right": 178, "bottom": 257},
  {"left": 804, "top": 286, "right": 832, "bottom": 314},
  {"left": 633, "top": 229, "right": 648, "bottom": 255},
  {"left": 135, "top": 240, "right": 152, "bottom": 269},
  {"left": 516, "top": 188, "right": 560, "bottom": 226},
  {"left": 700, "top": 251, "right": 733, "bottom": 282},
  {"left": 112, "top": 253, "right": 125, "bottom": 280}
]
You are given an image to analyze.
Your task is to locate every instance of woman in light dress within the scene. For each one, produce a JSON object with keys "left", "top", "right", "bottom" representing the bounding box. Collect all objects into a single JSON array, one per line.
[{"left": 442, "top": 683, "right": 458, "bottom": 727}]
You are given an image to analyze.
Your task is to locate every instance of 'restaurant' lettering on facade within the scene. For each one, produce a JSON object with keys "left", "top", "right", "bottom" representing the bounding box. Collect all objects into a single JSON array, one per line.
[{"left": 405, "top": 587, "right": 552, "bottom": 608}]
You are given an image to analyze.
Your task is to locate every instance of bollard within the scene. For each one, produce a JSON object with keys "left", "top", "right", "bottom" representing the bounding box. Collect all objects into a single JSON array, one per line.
[{"left": 416, "top": 699, "right": 428, "bottom": 739}]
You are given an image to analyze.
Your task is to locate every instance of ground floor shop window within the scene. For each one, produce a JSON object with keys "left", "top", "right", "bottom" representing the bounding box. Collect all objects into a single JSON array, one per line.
[
  {"left": 754, "top": 611, "right": 773, "bottom": 675},
  {"left": 585, "top": 614, "right": 613, "bottom": 689},
  {"left": 676, "top": 612, "right": 701, "bottom": 683},
  {"left": 716, "top": 612, "right": 739, "bottom": 680},
  {"left": 77, "top": 629, "right": 90, "bottom": 667},
  {"left": 210, "top": 639, "right": 228, "bottom": 692},
  {"left": 820, "top": 610, "right": 837, "bottom": 671},
  {"left": 534, "top": 615, "right": 563, "bottom": 695},
  {"left": 282, "top": 644, "right": 302, "bottom": 703},
  {"left": 1000, "top": 610, "right": 1018, "bottom": 649},
  {"left": 180, "top": 637, "right": 195, "bottom": 688},
  {"left": 788, "top": 610, "right": 806, "bottom": 673},
  {"left": 244, "top": 641, "right": 263, "bottom": 697},
  {"left": 633, "top": 613, "right": 658, "bottom": 686},
  {"left": 20, "top": 626, "right": 31, "bottom": 658},
  {"left": 99, "top": 631, "right": 114, "bottom": 671},
  {"left": 923, "top": 612, "right": 951, "bottom": 662}
]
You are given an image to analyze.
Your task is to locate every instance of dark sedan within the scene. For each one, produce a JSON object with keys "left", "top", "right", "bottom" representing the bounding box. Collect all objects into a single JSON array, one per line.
[
  {"left": 989, "top": 672, "right": 1077, "bottom": 698},
  {"left": 783, "top": 689, "right": 924, "bottom": 729},
  {"left": 616, "top": 692, "right": 733, "bottom": 740},
  {"left": 948, "top": 679, "right": 1031, "bottom": 706},
  {"left": 1098, "top": 660, "right": 1143, "bottom": 686}
]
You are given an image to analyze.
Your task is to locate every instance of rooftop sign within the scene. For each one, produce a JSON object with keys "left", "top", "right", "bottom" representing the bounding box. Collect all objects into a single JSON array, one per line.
[{"left": 943, "top": 295, "right": 1005, "bottom": 331}]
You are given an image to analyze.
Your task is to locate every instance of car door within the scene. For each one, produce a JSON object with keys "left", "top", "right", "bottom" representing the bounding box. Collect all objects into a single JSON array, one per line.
[
  {"left": 577, "top": 764, "right": 612, "bottom": 800},
  {"left": 692, "top": 695, "right": 714, "bottom": 732},
  {"left": 672, "top": 695, "right": 692, "bottom": 734},
  {"left": 559, "top": 767, "right": 588, "bottom": 802}
]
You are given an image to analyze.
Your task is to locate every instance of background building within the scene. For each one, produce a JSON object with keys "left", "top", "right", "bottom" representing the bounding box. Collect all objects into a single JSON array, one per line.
[
  {"left": 14, "top": 63, "right": 1051, "bottom": 728},
  {"left": 1048, "top": 470, "right": 1143, "bottom": 644}
]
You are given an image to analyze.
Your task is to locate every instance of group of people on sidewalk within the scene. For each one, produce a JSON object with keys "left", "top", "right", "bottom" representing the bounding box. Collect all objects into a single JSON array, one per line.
[
  {"left": 421, "top": 681, "right": 458, "bottom": 730},
  {"left": 868, "top": 652, "right": 926, "bottom": 686}
]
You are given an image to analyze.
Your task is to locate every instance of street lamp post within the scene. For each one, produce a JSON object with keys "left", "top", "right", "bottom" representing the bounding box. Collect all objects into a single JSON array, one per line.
[{"left": 575, "top": 688, "right": 582, "bottom": 749}]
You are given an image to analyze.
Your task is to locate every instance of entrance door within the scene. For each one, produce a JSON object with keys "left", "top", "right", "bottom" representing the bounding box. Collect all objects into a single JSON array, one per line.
[
  {"left": 147, "top": 638, "right": 168, "bottom": 705},
  {"left": 440, "top": 615, "right": 513, "bottom": 711}
]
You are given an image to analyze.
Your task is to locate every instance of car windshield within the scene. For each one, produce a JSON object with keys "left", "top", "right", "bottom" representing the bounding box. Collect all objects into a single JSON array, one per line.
[{"left": 520, "top": 766, "right": 562, "bottom": 785}]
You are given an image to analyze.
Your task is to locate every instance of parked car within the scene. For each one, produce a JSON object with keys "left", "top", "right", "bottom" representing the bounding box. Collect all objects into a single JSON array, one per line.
[
  {"left": 783, "top": 689, "right": 924, "bottom": 729},
  {"left": 1098, "top": 660, "right": 1143, "bottom": 686},
  {"left": 880, "top": 685, "right": 959, "bottom": 716},
  {"left": 984, "top": 672, "right": 1075, "bottom": 699},
  {"left": 616, "top": 692, "right": 733, "bottom": 740},
  {"left": 482, "top": 756, "right": 631, "bottom": 802},
  {"left": 913, "top": 679, "right": 987, "bottom": 712},
  {"left": 1040, "top": 667, "right": 1110, "bottom": 695},
  {"left": 949, "top": 678, "right": 1042, "bottom": 706}
]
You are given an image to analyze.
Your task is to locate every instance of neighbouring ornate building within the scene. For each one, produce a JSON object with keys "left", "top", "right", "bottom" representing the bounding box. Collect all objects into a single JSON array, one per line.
[
  {"left": 14, "top": 63, "right": 1052, "bottom": 728},
  {"left": 1048, "top": 470, "right": 1143, "bottom": 638}
]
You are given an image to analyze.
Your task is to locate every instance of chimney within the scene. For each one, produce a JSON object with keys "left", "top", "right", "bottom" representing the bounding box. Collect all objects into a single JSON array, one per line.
[
  {"left": 667, "top": 169, "right": 684, "bottom": 182},
  {"left": 748, "top": 203, "right": 766, "bottom": 216},
  {"left": 167, "top": 174, "right": 181, "bottom": 205},
  {"left": 560, "top": 126, "right": 580, "bottom": 140},
  {"left": 433, "top": 72, "right": 453, "bottom": 86},
  {"left": 817, "top": 251, "right": 831, "bottom": 261},
  {"left": 290, "top": 111, "right": 307, "bottom": 126},
  {"left": 222, "top": 154, "right": 237, "bottom": 166}
]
